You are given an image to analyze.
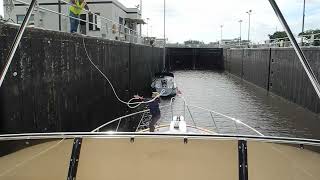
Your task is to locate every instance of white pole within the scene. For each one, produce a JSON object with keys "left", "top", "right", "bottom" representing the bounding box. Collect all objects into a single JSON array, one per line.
[
  {"left": 163, "top": 0, "right": 166, "bottom": 70},
  {"left": 140, "top": 0, "right": 142, "bottom": 37},
  {"left": 248, "top": 13, "right": 251, "bottom": 43},
  {"left": 239, "top": 20, "right": 242, "bottom": 46},
  {"left": 140, "top": 0, "right": 142, "bottom": 13},
  {"left": 147, "top": 18, "right": 149, "bottom": 37},
  {"left": 246, "top": 10, "right": 252, "bottom": 42},
  {"left": 302, "top": 0, "right": 305, "bottom": 33},
  {"left": 301, "top": 0, "right": 306, "bottom": 45},
  {"left": 220, "top": 25, "right": 223, "bottom": 48}
]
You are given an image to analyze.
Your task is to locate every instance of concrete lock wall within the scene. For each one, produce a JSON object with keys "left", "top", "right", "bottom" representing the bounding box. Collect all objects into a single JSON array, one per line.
[
  {"left": 166, "top": 48, "right": 224, "bottom": 70},
  {"left": 225, "top": 48, "right": 320, "bottom": 113},
  {"left": 0, "top": 23, "right": 163, "bottom": 134}
]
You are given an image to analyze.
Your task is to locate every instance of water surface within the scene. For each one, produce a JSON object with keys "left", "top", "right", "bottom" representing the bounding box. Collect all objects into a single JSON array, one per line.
[{"left": 160, "top": 70, "right": 320, "bottom": 139}]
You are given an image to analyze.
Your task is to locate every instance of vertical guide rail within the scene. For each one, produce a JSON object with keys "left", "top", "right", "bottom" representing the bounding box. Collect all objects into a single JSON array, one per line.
[
  {"left": 0, "top": 0, "right": 38, "bottom": 87},
  {"left": 268, "top": 0, "right": 320, "bottom": 99}
]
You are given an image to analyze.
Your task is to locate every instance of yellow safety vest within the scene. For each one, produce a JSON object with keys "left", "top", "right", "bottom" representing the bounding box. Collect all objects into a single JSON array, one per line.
[{"left": 69, "top": 0, "right": 85, "bottom": 15}]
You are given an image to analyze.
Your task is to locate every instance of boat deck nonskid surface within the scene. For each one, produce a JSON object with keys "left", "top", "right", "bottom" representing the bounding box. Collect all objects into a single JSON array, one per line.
[{"left": 0, "top": 136, "right": 319, "bottom": 180}]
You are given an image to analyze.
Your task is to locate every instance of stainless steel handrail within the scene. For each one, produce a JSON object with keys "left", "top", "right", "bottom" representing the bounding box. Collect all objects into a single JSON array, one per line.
[
  {"left": 0, "top": 0, "right": 37, "bottom": 87},
  {"left": 92, "top": 104, "right": 171, "bottom": 132},
  {"left": 187, "top": 104, "right": 264, "bottom": 136},
  {"left": 0, "top": 132, "right": 320, "bottom": 147},
  {"left": 173, "top": 95, "right": 263, "bottom": 136},
  {"left": 91, "top": 95, "right": 264, "bottom": 136},
  {"left": 91, "top": 109, "right": 149, "bottom": 132}
]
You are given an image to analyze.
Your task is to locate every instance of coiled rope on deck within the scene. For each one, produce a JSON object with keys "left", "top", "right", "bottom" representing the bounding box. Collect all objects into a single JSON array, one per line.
[{"left": 82, "top": 38, "right": 164, "bottom": 109}]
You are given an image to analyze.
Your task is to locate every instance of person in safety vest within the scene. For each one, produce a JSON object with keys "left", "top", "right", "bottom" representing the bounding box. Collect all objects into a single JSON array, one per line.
[{"left": 69, "top": 0, "right": 89, "bottom": 33}]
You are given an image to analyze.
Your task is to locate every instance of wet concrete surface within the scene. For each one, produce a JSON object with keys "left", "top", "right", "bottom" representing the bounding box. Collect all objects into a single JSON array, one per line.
[{"left": 159, "top": 70, "right": 320, "bottom": 139}]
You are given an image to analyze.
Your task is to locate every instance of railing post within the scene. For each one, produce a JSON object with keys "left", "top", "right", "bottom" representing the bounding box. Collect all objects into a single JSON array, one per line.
[
  {"left": 171, "top": 98, "right": 174, "bottom": 121},
  {"left": 210, "top": 112, "right": 219, "bottom": 134},
  {"left": 116, "top": 118, "right": 122, "bottom": 132},
  {"left": 136, "top": 112, "right": 145, "bottom": 132},
  {"left": 183, "top": 101, "right": 186, "bottom": 120},
  {"left": 186, "top": 106, "right": 196, "bottom": 127},
  {"left": 234, "top": 121, "right": 239, "bottom": 135}
]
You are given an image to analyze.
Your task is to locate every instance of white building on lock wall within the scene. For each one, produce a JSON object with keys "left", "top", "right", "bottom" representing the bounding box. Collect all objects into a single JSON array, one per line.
[{"left": 3, "top": 0, "right": 145, "bottom": 43}]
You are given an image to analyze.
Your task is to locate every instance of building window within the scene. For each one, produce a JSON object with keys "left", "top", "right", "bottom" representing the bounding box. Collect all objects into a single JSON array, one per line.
[
  {"left": 89, "top": 13, "right": 100, "bottom": 31},
  {"left": 95, "top": 13, "right": 101, "bottom": 31},
  {"left": 16, "top": 14, "right": 35, "bottom": 25},
  {"left": 119, "top": 17, "right": 123, "bottom": 25},
  {"left": 119, "top": 17, "right": 123, "bottom": 33}
]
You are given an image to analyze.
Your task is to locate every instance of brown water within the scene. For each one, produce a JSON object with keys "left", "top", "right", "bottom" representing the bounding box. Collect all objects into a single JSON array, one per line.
[{"left": 159, "top": 70, "right": 320, "bottom": 139}]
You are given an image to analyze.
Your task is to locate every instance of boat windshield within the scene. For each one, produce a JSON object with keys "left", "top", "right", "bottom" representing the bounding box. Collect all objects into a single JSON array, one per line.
[{"left": 1, "top": 0, "right": 320, "bottom": 179}]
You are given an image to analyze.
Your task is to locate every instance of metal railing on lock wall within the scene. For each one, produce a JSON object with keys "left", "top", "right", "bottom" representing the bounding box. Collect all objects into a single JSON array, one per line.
[
  {"left": 10, "top": 0, "right": 148, "bottom": 44},
  {"left": 221, "top": 33, "right": 320, "bottom": 49}
]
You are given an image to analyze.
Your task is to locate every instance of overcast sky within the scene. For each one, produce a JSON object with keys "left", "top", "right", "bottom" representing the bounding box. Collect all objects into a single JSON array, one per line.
[
  {"left": 119, "top": 0, "right": 320, "bottom": 43},
  {"left": 1, "top": 0, "right": 320, "bottom": 43}
]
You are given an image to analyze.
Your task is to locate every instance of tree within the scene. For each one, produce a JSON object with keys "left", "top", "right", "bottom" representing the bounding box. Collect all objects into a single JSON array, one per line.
[
  {"left": 299, "top": 29, "right": 320, "bottom": 46},
  {"left": 268, "top": 31, "right": 288, "bottom": 42},
  {"left": 184, "top": 40, "right": 204, "bottom": 45}
]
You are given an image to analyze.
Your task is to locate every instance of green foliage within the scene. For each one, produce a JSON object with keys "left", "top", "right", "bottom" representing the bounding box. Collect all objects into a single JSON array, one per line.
[
  {"left": 268, "top": 31, "right": 288, "bottom": 42},
  {"left": 184, "top": 40, "right": 204, "bottom": 45},
  {"left": 299, "top": 29, "right": 320, "bottom": 46}
]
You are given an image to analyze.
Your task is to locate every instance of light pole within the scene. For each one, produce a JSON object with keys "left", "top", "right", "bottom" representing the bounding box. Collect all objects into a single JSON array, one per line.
[
  {"left": 246, "top": 10, "right": 252, "bottom": 43},
  {"left": 146, "top": 18, "right": 150, "bottom": 37},
  {"left": 220, "top": 25, "right": 223, "bottom": 48},
  {"left": 140, "top": 0, "right": 142, "bottom": 36},
  {"left": 239, "top": 20, "right": 243, "bottom": 46},
  {"left": 302, "top": 0, "right": 306, "bottom": 33},
  {"left": 301, "top": 0, "right": 306, "bottom": 45},
  {"left": 163, "top": 0, "right": 166, "bottom": 70},
  {"left": 140, "top": 0, "right": 142, "bottom": 13}
]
